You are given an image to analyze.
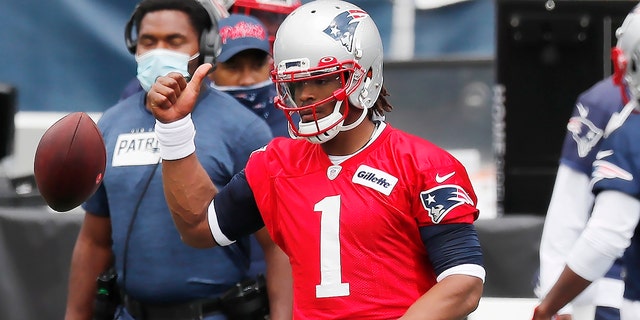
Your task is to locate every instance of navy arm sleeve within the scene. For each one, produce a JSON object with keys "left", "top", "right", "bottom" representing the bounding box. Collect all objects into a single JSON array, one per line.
[
  {"left": 420, "top": 224, "right": 484, "bottom": 277},
  {"left": 213, "top": 169, "right": 265, "bottom": 242}
]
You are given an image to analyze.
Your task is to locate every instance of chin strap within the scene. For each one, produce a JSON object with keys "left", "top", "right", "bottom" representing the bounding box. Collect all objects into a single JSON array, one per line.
[
  {"left": 339, "top": 106, "right": 368, "bottom": 132},
  {"left": 299, "top": 100, "right": 345, "bottom": 144}
]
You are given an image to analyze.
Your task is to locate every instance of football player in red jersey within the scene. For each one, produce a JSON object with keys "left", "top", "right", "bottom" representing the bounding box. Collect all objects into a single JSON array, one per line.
[{"left": 148, "top": 1, "right": 485, "bottom": 318}]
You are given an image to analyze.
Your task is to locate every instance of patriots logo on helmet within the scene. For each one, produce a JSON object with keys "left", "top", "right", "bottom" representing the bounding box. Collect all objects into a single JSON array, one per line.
[
  {"left": 567, "top": 103, "right": 603, "bottom": 158},
  {"left": 323, "top": 9, "right": 368, "bottom": 53},
  {"left": 420, "top": 185, "right": 474, "bottom": 224}
]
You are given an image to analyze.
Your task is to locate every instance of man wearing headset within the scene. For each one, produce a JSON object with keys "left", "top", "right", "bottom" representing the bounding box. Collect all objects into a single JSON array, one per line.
[
  {"left": 147, "top": 1, "right": 484, "bottom": 318},
  {"left": 65, "top": 0, "right": 291, "bottom": 319}
]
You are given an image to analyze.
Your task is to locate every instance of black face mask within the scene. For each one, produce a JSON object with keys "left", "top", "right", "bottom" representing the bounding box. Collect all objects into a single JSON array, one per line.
[{"left": 213, "top": 80, "right": 276, "bottom": 120}]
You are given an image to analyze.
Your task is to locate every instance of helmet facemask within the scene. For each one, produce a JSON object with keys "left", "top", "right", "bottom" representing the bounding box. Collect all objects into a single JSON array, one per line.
[
  {"left": 625, "top": 46, "right": 640, "bottom": 101},
  {"left": 273, "top": 57, "right": 366, "bottom": 143},
  {"left": 271, "top": 0, "right": 384, "bottom": 143}
]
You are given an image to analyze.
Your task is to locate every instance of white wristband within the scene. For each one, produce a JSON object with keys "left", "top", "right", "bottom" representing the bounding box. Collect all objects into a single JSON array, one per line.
[{"left": 155, "top": 114, "right": 196, "bottom": 160}]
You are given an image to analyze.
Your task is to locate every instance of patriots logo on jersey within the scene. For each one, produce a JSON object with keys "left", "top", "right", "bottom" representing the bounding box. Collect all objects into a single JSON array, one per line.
[
  {"left": 420, "top": 185, "right": 474, "bottom": 224},
  {"left": 323, "top": 9, "right": 368, "bottom": 53},
  {"left": 567, "top": 103, "right": 603, "bottom": 158}
]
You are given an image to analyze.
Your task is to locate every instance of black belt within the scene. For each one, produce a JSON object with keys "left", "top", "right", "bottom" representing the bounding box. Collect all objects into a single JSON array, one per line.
[{"left": 123, "top": 295, "right": 222, "bottom": 320}]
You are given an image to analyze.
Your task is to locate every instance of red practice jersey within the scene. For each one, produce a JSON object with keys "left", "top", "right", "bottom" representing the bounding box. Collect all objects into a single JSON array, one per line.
[{"left": 244, "top": 123, "right": 479, "bottom": 319}]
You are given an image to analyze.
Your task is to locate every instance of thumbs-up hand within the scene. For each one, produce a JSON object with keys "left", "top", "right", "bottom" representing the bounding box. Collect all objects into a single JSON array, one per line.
[{"left": 147, "top": 63, "right": 213, "bottom": 124}]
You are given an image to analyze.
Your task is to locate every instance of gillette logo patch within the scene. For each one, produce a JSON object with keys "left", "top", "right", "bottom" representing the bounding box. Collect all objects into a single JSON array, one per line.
[{"left": 352, "top": 165, "right": 398, "bottom": 195}]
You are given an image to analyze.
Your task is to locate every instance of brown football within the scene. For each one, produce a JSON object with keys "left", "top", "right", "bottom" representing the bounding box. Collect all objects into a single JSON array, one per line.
[{"left": 34, "top": 112, "right": 106, "bottom": 212}]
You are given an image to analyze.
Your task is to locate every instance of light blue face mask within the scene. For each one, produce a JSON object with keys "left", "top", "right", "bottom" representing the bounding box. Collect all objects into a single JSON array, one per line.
[{"left": 135, "top": 49, "right": 199, "bottom": 92}]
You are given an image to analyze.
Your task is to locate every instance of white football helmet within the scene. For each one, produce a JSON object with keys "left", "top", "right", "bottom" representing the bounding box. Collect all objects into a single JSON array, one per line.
[
  {"left": 614, "top": 4, "right": 640, "bottom": 101},
  {"left": 271, "top": 0, "right": 384, "bottom": 143}
]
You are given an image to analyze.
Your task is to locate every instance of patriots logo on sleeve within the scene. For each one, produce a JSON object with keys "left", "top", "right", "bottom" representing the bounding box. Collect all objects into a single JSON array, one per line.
[
  {"left": 566, "top": 103, "right": 603, "bottom": 158},
  {"left": 590, "top": 150, "right": 633, "bottom": 186},
  {"left": 322, "top": 9, "right": 368, "bottom": 53},
  {"left": 420, "top": 185, "right": 474, "bottom": 224}
]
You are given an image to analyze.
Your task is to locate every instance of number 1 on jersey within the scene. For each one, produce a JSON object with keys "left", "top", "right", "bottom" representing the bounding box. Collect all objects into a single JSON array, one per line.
[{"left": 315, "top": 195, "right": 350, "bottom": 298}]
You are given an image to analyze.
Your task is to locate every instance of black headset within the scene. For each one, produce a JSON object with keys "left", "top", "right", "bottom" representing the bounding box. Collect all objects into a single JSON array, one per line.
[{"left": 124, "top": 0, "right": 227, "bottom": 65}]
